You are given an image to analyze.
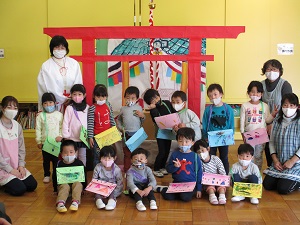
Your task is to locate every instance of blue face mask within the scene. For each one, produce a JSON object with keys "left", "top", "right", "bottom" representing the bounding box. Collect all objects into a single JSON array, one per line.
[
  {"left": 44, "top": 105, "right": 56, "bottom": 113},
  {"left": 179, "top": 145, "right": 192, "bottom": 153},
  {"left": 133, "top": 160, "right": 145, "bottom": 170}
]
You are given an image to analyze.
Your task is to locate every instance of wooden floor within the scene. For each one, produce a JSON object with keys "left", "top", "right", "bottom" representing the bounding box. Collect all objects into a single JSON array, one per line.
[{"left": 1, "top": 138, "right": 300, "bottom": 225}]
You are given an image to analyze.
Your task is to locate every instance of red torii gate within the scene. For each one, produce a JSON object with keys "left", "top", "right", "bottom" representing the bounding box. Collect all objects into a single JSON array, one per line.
[{"left": 44, "top": 26, "right": 245, "bottom": 117}]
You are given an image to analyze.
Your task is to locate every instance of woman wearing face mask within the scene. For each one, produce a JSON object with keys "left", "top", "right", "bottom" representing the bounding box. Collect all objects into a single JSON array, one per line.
[
  {"left": 261, "top": 59, "right": 293, "bottom": 166},
  {"left": 0, "top": 96, "right": 37, "bottom": 196},
  {"left": 37, "top": 35, "right": 83, "bottom": 113},
  {"left": 263, "top": 93, "right": 300, "bottom": 195}
]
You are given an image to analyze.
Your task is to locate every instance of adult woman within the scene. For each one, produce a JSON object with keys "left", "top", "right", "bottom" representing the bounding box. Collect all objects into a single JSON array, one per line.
[
  {"left": 261, "top": 59, "right": 293, "bottom": 166},
  {"left": 263, "top": 93, "right": 300, "bottom": 194},
  {"left": 0, "top": 96, "right": 37, "bottom": 196},
  {"left": 37, "top": 35, "right": 83, "bottom": 112}
]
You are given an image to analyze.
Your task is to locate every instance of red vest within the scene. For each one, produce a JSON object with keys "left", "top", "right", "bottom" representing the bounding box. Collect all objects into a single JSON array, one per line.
[{"left": 93, "top": 104, "right": 111, "bottom": 135}]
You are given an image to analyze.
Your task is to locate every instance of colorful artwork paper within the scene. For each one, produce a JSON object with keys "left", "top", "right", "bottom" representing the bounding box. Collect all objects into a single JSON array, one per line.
[
  {"left": 201, "top": 172, "right": 230, "bottom": 187},
  {"left": 244, "top": 128, "right": 269, "bottom": 146},
  {"left": 85, "top": 179, "right": 117, "bottom": 197},
  {"left": 125, "top": 127, "right": 148, "bottom": 152},
  {"left": 166, "top": 182, "right": 196, "bottom": 193},
  {"left": 232, "top": 182, "right": 262, "bottom": 198},
  {"left": 208, "top": 129, "right": 235, "bottom": 147},
  {"left": 154, "top": 113, "right": 181, "bottom": 129},
  {"left": 56, "top": 166, "right": 85, "bottom": 184},
  {"left": 80, "top": 125, "right": 90, "bottom": 148},
  {"left": 94, "top": 126, "right": 122, "bottom": 149},
  {"left": 42, "top": 136, "right": 61, "bottom": 157}
]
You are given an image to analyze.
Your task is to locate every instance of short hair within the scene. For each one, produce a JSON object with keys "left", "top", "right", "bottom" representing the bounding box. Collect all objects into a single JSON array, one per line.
[
  {"left": 71, "top": 84, "right": 86, "bottom": 95},
  {"left": 193, "top": 139, "right": 209, "bottom": 152},
  {"left": 176, "top": 127, "right": 195, "bottom": 142},
  {"left": 100, "top": 145, "right": 116, "bottom": 158},
  {"left": 143, "top": 89, "right": 160, "bottom": 105},
  {"left": 207, "top": 83, "right": 224, "bottom": 95},
  {"left": 60, "top": 139, "right": 78, "bottom": 152},
  {"left": 131, "top": 148, "right": 149, "bottom": 159},
  {"left": 278, "top": 93, "right": 300, "bottom": 124},
  {"left": 93, "top": 84, "right": 108, "bottom": 102},
  {"left": 124, "top": 86, "right": 140, "bottom": 99},
  {"left": 41, "top": 92, "right": 56, "bottom": 104},
  {"left": 247, "top": 81, "right": 264, "bottom": 94},
  {"left": 49, "top": 35, "right": 69, "bottom": 56},
  {"left": 237, "top": 144, "right": 254, "bottom": 156},
  {"left": 171, "top": 91, "right": 187, "bottom": 102},
  {"left": 0, "top": 96, "right": 19, "bottom": 118},
  {"left": 261, "top": 59, "right": 283, "bottom": 76}
]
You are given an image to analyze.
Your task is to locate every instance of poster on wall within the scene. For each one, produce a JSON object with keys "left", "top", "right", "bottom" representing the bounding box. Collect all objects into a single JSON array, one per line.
[{"left": 277, "top": 43, "right": 294, "bottom": 55}]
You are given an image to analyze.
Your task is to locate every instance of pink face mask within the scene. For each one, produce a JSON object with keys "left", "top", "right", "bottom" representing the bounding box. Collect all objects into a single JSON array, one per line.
[
  {"left": 72, "top": 96, "right": 84, "bottom": 104},
  {"left": 101, "top": 159, "right": 114, "bottom": 168}
]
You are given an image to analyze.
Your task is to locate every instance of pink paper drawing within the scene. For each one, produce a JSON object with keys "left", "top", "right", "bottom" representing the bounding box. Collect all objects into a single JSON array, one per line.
[
  {"left": 154, "top": 113, "right": 181, "bottom": 129},
  {"left": 244, "top": 128, "right": 269, "bottom": 146},
  {"left": 201, "top": 172, "right": 230, "bottom": 187},
  {"left": 85, "top": 179, "right": 117, "bottom": 197},
  {"left": 166, "top": 181, "right": 196, "bottom": 193}
]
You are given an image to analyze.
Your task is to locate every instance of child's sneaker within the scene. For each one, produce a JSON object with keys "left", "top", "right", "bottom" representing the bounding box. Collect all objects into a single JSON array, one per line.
[
  {"left": 43, "top": 176, "right": 50, "bottom": 183},
  {"left": 250, "top": 198, "right": 259, "bottom": 205},
  {"left": 69, "top": 201, "right": 79, "bottom": 211},
  {"left": 231, "top": 196, "right": 245, "bottom": 202},
  {"left": 159, "top": 168, "right": 168, "bottom": 175},
  {"left": 218, "top": 195, "right": 227, "bottom": 205},
  {"left": 96, "top": 199, "right": 106, "bottom": 209},
  {"left": 136, "top": 200, "right": 146, "bottom": 211},
  {"left": 56, "top": 201, "right": 67, "bottom": 213},
  {"left": 153, "top": 171, "right": 164, "bottom": 178},
  {"left": 105, "top": 199, "right": 116, "bottom": 210},
  {"left": 149, "top": 200, "right": 157, "bottom": 210},
  {"left": 209, "top": 194, "right": 218, "bottom": 205}
]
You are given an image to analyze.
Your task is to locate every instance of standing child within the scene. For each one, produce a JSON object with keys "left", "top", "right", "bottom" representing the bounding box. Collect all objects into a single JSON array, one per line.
[
  {"left": 35, "top": 93, "right": 63, "bottom": 188},
  {"left": 87, "top": 84, "right": 116, "bottom": 167},
  {"left": 194, "top": 139, "right": 227, "bottom": 205},
  {"left": 93, "top": 145, "right": 123, "bottom": 210},
  {"left": 126, "top": 148, "right": 158, "bottom": 211},
  {"left": 62, "top": 84, "right": 89, "bottom": 167},
  {"left": 230, "top": 143, "right": 262, "bottom": 205},
  {"left": 117, "top": 86, "right": 145, "bottom": 173},
  {"left": 143, "top": 88, "right": 176, "bottom": 178},
  {"left": 54, "top": 140, "right": 87, "bottom": 212},
  {"left": 171, "top": 90, "right": 201, "bottom": 141},
  {"left": 240, "top": 81, "right": 276, "bottom": 170},
  {"left": 156, "top": 127, "right": 202, "bottom": 202},
  {"left": 202, "top": 83, "right": 234, "bottom": 174}
]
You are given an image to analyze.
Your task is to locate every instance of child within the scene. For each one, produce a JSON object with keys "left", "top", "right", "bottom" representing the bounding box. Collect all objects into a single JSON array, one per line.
[
  {"left": 62, "top": 84, "right": 89, "bottom": 167},
  {"left": 194, "top": 139, "right": 226, "bottom": 205},
  {"left": 230, "top": 143, "right": 262, "bottom": 205},
  {"left": 171, "top": 90, "right": 201, "bottom": 141},
  {"left": 156, "top": 127, "right": 202, "bottom": 202},
  {"left": 143, "top": 88, "right": 176, "bottom": 178},
  {"left": 35, "top": 92, "right": 63, "bottom": 187},
  {"left": 93, "top": 145, "right": 123, "bottom": 210},
  {"left": 202, "top": 83, "right": 234, "bottom": 174},
  {"left": 87, "top": 84, "right": 116, "bottom": 167},
  {"left": 117, "top": 86, "right": 145, "bottom": 173},
  {"left": 240, "top": 81, "right": 276, "bottom": 170},
  {"left": 126, "top": 148, "right": 158, "bottom": 211},
  {"left": 54, "top": 140, "right": 87, "bottom": 212}
]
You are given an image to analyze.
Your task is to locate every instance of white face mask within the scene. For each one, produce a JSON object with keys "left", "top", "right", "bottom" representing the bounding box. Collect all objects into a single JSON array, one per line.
[
  {"left": 126, "top": 101, "right": 135, "bottom": 107},
  {"left": 53, "top": 49, "right": 66, "bottom": 59},
  {"left": 239, "top": 159, "right": 251, "bottom": 167},
  {"left": 3, "top": 109, "right": 18, "bottom": 120},
  {"left": 172, "top": 102, "right": 185, "bottom": 111},
  {"left": 210, "top": 97, "right": 221, "bottom": 106},
  {"left": 282, "top": 107, "right": 297, "bottom": 118},
  {"left": 96, "top": 100, "right": 106, "bottom": 105},
  {"left": 265, "top": 71, "right": 280, "bottom": 81},
  {"left": 250, "top": 96, "right": 261, "bottom": 102},
  {"left": 63, "top": 155, "right": 76, "bottom": 163},
  {"left": 200, "top": 151, "right": 209, "bottom": 160}
]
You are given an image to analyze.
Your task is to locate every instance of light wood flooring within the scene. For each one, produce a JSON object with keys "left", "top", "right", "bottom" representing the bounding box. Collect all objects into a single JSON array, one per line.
[{"left": 1, "top": 138, "right": 300, "bottom": 225}]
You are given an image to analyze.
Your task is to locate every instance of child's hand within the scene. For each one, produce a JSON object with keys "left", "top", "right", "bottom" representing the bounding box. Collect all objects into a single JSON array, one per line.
[
  {"left": 196, "top": 191, "right": 202, "bottom": 199},
  {"left": 89, "top": 138, "right": 94, "bottom": 148},
  {"left": 173, "top": 124, "right": 179, "bottom": 132},
  {"left": 178, "top": 123, "right": 186, "bottom": 128},
  {"left": 135, "top": 110, "right": 145, "bottom": 119},
  {"left": 271, "top": 104, "right": 279, "bottom": 117},
  {"left": 37, "top": 144, "right": 43, "bottom": 149},
  {"left": 173, "top": 158, "right": 181, "bottom": 168},
  {"left": 143, "top": 186, "right": 152, "bottom": 196},
  {"left": 55, "top": 136, "right": 63, "bottom": 142},
  {"left": 136, "top": 189, "right": 145, "bottom": 197}
]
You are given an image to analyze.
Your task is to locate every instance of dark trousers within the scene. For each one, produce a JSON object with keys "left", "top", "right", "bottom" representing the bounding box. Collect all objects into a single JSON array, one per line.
[
  {"left": 42, "top": 150, "right": 58, "bottom": 177},
  {"left": 264, "top": 141, "right": 273, "bottom": 167},
  {"left": 161, "top": 187, "right": 194, "bottom": 202},
  {"left": 123, "top": 134, "right": 132, "bottom": 173},
  {"left": 263, "top": 175, "right": 300, "bottom": 195},
  {"left": 154, "top": 138, "right": 172, "bottom": 171},
  {"left": 232, "top": 174, "right": 259, "bottom": 184},
  {"left": 210, "top": 145, "right": 229, "bottom": 174},
  {"left": 4, "top": 175, "right": 37, "bottom": 196},
  {"left": 129, "top": 183, "right": 156, "bottom": 202}
]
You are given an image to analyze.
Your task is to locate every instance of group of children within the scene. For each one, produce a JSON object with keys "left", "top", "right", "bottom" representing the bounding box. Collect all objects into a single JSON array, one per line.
[{"left": 35, "top": 80, "right": 273, "bottom": 213}]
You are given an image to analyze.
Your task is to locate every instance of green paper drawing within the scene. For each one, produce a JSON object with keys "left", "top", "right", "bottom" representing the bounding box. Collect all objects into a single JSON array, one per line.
[{"left": 56, "top": 166, "right": 85, "bottom": 184}]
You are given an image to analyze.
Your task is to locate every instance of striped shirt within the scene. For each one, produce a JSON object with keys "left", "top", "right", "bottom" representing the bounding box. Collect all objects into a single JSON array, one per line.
[{"left": 201, "top": 155, "right": 226, "bottom": 175}]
